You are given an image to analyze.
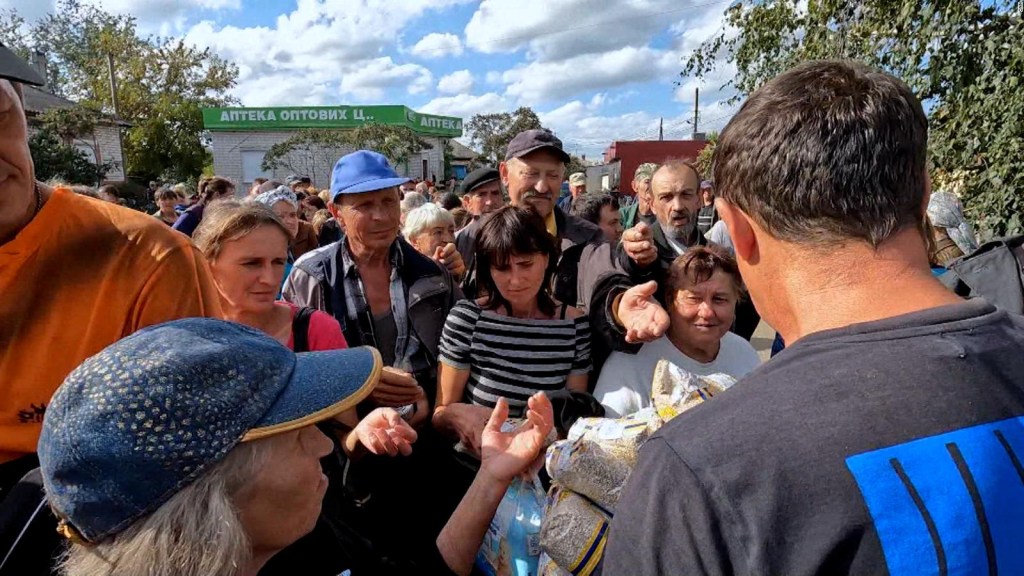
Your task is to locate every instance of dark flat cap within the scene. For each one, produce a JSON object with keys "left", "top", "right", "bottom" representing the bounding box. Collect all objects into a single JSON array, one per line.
[
  {"left": 459, "top": 167, "right": 500, "bottom": 195},
  {"left": 0, "top": 43, "right": 45, "bottom": 86},
  {"left": 505, "top": 129, "right": 570, "bottom": 163}
]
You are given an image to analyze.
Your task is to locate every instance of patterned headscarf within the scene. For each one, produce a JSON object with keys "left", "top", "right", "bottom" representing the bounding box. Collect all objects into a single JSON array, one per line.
[{"left": 254, "top": 185, "right": 297, "bottom": 209}]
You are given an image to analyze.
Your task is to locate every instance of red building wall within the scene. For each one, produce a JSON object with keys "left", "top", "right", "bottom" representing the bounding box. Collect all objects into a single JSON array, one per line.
[{"left": 605, "top": 140, "right": 708, "bottom": 196}]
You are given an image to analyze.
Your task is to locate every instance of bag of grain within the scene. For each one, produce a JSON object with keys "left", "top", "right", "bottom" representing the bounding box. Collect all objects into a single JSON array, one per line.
[
  {"left": 651, "top": 359, "right": 736, "bottom": 421},
  {"left": 565, "top": 406, "right": 663, "bottom": 467},
  {"left": 545, "top": 437, "right": 633, "bottom": 510},
  {"left": 539, "top": 487, "right": 611, "bottom": 576},
  {"left": 475, "top": 473, "right": 547, "bottom": 576}
]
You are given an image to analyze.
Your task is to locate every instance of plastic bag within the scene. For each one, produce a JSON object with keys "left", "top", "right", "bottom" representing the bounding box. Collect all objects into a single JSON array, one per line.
[
  {"left": 651, "top": 360, "right": 735, "bottom": 421},
  {"left": 539, "top": 487, "right": 611, "bottom": 576},
  {"left": 475, "top": 473, "right": 547, "bottom": 576},
  {"left": 565, "top": 406, "right": 662, "bottom": 467},
  {"left": 545, "top": 437, "right": 633, "bottom": 510}
]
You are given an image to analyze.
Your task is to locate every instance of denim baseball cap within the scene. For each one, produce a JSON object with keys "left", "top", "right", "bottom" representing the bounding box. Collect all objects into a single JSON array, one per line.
[
  {"left": 38, "top": 318, "right": 382, "bottom": 543},
  {"left": 330, "top": 150, "right": 410, "bottom": 201}
]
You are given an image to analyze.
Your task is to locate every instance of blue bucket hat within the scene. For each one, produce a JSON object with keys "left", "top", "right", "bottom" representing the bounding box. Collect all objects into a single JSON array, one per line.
[
  {"left": 330, "top": 150, "right": 410, "bottom": 201},
  {"left": 38, "top": 318, "right": 381, "bottom": 543}
]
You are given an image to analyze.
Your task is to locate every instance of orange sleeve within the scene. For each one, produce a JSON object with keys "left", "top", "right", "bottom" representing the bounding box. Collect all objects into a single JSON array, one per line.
[{"left": 130, "top": 244, "right": 224, "bottom": 331}]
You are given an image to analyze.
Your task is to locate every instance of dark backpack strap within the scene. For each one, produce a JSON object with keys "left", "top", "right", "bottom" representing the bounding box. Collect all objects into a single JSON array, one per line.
[
  {"left": 292, "top": 307, "right": 316, "bottom": 353},
  {"left": 560, "top": 302, "right": 568, "bottom": 319}
]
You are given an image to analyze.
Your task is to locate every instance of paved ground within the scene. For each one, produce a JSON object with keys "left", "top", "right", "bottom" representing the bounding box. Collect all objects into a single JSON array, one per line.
[{"left": 750, "top": 320, "right": 777, "bottom": 362}]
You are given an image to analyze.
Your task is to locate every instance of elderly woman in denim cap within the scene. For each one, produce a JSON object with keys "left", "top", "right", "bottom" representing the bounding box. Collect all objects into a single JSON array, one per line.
[{"left": 39, "top": 318, "right": 554, "bottom": 576}]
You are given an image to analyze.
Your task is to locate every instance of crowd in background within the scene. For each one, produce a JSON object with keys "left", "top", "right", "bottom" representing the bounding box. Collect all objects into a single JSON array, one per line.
[{"left": 2, "top": 44, "right": 1024, "bottom": 576}]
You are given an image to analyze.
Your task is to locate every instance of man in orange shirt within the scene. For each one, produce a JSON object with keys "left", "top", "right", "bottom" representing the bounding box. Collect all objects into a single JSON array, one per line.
[{"left": 0, "top": 44, "right": 223, "bottom": 493}]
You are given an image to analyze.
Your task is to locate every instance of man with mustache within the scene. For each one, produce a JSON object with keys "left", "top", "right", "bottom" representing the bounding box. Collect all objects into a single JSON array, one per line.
[
  {"left": 456, "top": 129, "right": 603, "bottom": 301},
  {"left": 617, "top": 159, "right": 707, "bottom": 288}
]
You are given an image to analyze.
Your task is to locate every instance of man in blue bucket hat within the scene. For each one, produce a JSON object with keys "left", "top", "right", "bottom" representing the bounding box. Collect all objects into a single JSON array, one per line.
[
  {"left": 37, "top": 318, "right": 554, "bottom": 576},
  {"left": 282, "top": 150, "right": 469, "bottom": 560}
]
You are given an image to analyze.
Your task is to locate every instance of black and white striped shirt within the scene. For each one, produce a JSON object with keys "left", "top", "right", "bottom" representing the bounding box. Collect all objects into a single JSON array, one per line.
[{"left": 439, "top": 300, "right": 592, "bottom": 417}]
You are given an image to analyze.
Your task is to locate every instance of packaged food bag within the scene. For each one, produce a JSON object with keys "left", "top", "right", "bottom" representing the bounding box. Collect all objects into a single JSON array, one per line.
[
  {"left": 545, "top": 437, "right": 633, "bottom": 510},
  {"left": 538, "top": 551, "right": 573, "bottom": 576},
  {"left": 540, "top": 487, "right": 611, "bottom": 576},
  {"left": 651, "top": 360, "right": 736, "bottom": 421},
  {"left": 565, "top": 406, "right": 662, "bottom": 467},
  {"left": 475, "top": 473, "right": 546, "bottom": 576}
]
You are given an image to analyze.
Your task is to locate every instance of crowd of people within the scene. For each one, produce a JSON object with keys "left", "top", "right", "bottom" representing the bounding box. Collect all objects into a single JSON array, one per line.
[{"left": 1, "top": 40, "right": 1023, "bottom": 576}]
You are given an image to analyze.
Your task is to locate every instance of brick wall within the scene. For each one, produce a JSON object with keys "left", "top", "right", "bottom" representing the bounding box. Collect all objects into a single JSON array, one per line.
[{"left": 209, "top": 130, "right": 448, "bottom": 189}]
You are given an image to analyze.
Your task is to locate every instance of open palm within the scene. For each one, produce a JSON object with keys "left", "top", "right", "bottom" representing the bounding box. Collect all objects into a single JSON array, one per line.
[{"left": 480, "top": 393, "right": 554, "bottom": 484}]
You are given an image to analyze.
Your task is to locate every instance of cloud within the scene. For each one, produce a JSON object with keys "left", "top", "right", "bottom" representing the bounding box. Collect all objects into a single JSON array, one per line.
[
  {"left": 418, "top": 92, "right": 510, "bottom": 119},
  {"left": 502, "top": 45, "right": 680, "bottom": 105},
  {"left": 465, "top": 0, "right": 692, "bottom": 62},
  {"left": 339, "top": 57, "right": 433, "bottom": 100},
  {"left": 410, "top": 32, "right": 464, "bottom": 58},
  {"left": 437, "top": 70, "right": 474, "bottom": 95},
  {"left": 183, "top": 0, "right": 471, "bottom": 105}
]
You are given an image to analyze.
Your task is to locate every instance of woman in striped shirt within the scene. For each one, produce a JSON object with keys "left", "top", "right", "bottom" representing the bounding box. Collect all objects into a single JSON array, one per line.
[{"left": 433, "top": 206, "right": 591, "bottom": 457}]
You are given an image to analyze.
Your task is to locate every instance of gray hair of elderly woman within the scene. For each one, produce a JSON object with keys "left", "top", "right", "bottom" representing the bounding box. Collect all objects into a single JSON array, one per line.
[
  {"left": 403, "top": 202, "right": 455, "bottom": 240},
  {"left": 400, "top": 191, "right": 427, "bottom": 214},
  {"left": 59, "top": 441, "right": 267, "bottom": 576}
]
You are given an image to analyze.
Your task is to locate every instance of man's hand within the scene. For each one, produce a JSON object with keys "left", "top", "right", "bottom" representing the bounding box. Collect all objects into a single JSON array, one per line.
[
  {"left": 352, "top": 408, "right": 419, "bottom": 457},
  {"left": 616, "top": 281, "right": 670, "bottom": 344},
  {"left": 371, "top": 366, "right": 423, "bottom": 407},
  {"left": 479, "top": 393, "right": 554, "bottom": 484},
  {"left": 434, "top": 243, "right": 466, "bottom": 278},
  {"left": 621, "top": 222, "right": 657, "bottom": 267}
]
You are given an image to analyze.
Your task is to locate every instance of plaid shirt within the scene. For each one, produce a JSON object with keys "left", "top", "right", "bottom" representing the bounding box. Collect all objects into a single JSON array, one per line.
[{"left": 338, "top": 237, "right": 418, "bottom": 367}]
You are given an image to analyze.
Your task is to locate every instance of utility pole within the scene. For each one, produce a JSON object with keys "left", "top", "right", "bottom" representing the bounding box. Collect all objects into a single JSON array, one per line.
[
  {"left": 106, "top": 53, "right": 126, "bottom": 181},
  {"left": 658, "top": 117, "right": 664, "bottom": 141},
  {"left": 692, "top": 87, "right": 699, "bottom": 140}
]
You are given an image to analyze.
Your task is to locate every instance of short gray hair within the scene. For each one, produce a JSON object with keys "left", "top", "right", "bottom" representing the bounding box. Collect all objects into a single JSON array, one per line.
[
  {"left": 400, "top": 191, "right": 427, "bottom": 214},
  {"left": 60, "top": 441, "right": 268, "bottom": 576},
  {"left": 403, "top": 203, "right": 454, "bottom": 240}
]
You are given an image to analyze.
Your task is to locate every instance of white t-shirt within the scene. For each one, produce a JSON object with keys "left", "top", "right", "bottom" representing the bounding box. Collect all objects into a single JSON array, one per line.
[
  {"left": 594, "top": 333, "right": 761, "bottom": 418},
  {"left": 705, "top": 220, "right": 734, "bottom": 255}
]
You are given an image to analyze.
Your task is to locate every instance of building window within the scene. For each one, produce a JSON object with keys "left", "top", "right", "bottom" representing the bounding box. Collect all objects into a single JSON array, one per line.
[
  {"left": 241, "top": 150, "right": 272, "bottom": 187},
  {"left": 422, "top": 158, "right": 428, "bottom": 180}
]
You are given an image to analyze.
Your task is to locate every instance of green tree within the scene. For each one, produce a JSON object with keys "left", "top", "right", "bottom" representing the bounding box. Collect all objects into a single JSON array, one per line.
[
  {"left": 566, "top": 155, "right": 587, "bottom": 180},
  {"left": 466, "top": 106, "right": 545, "bottom": 165},
  {"left": 1, "top": 0, "right": 238, "bottom": 183},
  {"left": 30, "top": 129, "right": 111, "bottom": 185},
  {"left": 695, "top": 131, "right": 718, "bottom": 180},
  {"left": 684, "top": 0, "right": 1024, "bottom": 237},
  {"left": 345, "top": 123, "right": 433, "bottom": 168},
  {"left": 261, "top": 129, "right": 351, "bottom": 186}
]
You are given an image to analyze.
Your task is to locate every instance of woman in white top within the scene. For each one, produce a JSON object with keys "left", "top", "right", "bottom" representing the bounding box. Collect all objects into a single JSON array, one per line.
[{"left": 594, "top": 246, "right": 761, "bottom": 417}]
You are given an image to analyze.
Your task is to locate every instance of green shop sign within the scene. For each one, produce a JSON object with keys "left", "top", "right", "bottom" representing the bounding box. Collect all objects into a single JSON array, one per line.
[{"left": 202, "top": 105, "right": 463, "bottom": 137}]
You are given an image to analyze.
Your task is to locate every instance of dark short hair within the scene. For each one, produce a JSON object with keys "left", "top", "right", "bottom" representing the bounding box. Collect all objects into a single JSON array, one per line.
[
  {"left": 154, "top": 187, "right": 179, "bottom": 202},
  {"left": 303, "top": 195, "right": 327, "bottom": 211},
  {"left": 665, "top": 245, "right": 744, "bottom": 298},
  {"left": 475, "top": 206, "right": 559, "bottom": 317},
  {"left": 253, "top": 177, "right": 268, "bottom": 186},
  {"left": 97, "top": 185, "right": 119, "bottom": 199},
  {"left": 440, "top": 192, "right": 462, "bottom": 211},
  {"left": 714, "top": 60, "right": 928, "bottom": 247},
  {"left": 571, "top": 193, "right": 619, "bottom": 226}
]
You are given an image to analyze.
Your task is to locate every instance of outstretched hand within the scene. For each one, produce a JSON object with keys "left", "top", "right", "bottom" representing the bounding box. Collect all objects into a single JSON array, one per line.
[
  {"left": 621, "top": 222, "right": 657, "bottom": 267},
  {"left": 354, "top": 408, "right": 419, "bottom": 457},
  {"left": 479, "top": 393, "right": 554, "bottom": 484},
  {"left": 433, "top": 243, "right": 466, "bottom": 278},
  {"left": 617, "top": 281, "right": 670, "bottom": 343}
]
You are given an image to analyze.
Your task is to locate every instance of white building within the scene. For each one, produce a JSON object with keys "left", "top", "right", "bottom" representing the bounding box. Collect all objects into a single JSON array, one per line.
[
  {"left": 24, "top": 85, "right": 128, "bottom": 183},
  {"left": 203, "top": 105, "right": 464, "bottom": 190}
]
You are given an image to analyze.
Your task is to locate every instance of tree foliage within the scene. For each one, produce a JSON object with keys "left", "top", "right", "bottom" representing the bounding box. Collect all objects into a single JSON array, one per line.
[
  {"left": 695, "top": 131, "right": 719, "bottom": 180},
  {"left": 684, "top": 0, "right": 1024, "bottom": 237},
  {"left": 1, "top": 0, "right": 238, "bottom": 183},
  {"left": 466, "top": 107, "right": 545, "bottom": 165},
  {"left": 261, "top": 124, "right": 433, "bottom": 185},
  {"left": 30, "top": 129, "right": 111, "bottom": 185}
]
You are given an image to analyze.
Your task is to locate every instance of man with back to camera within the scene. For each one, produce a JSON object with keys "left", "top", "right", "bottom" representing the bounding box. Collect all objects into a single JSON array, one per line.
[{"left": 604, "top": 59, "right": 1024, "bottom": 575}]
